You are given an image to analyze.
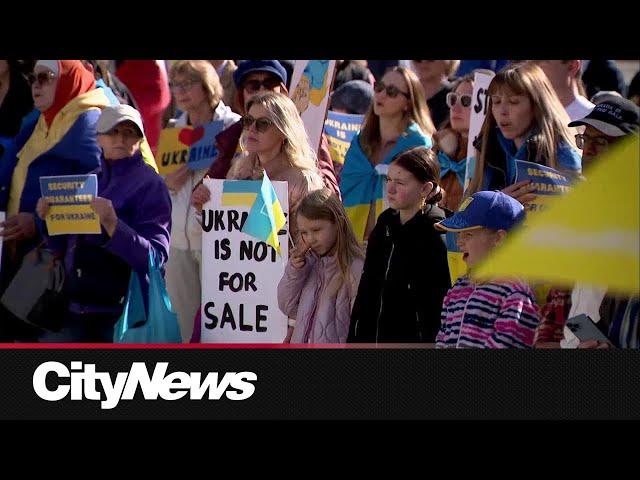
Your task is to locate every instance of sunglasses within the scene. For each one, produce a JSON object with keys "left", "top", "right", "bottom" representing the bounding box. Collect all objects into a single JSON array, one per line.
[
  {"left": 243, "top": 77, "right": 281, "bottom": 93},
  {"left": 446, "top": 92, "right": 472, "bottom": 108},
  {"left": 242, "top": 115, "right": 274, "bottom": 133},
  {"left": 28, "top": 71, "right": 56, "bottom": 86},
  {"left": 575, "top": 133, "right": 611, "bottom": 150},
  {"left": 169, "top": 79, "right": 199, "bottom": 93},
  {"left": 374, "top": 81, "right": 410, "bottom": 98}
]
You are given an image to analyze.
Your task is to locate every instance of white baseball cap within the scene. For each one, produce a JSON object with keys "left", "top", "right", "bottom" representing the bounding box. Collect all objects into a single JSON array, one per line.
[{"left": 97, "top": 104, "right": 145, "bottom": 137}]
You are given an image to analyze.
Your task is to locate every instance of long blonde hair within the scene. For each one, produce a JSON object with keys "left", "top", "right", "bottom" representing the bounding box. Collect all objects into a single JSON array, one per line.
[
  {"left": 468, "top": 62, "right": 578, "bottom": 194},
  {"left": 359, "top": 67, "right": 435, "bottom": 158},
  {"left": 297, "top": 189, "right": 364, "bottom": 293},
  {"left": 242, "top": 92, "right": 318, "bottom": 172}
]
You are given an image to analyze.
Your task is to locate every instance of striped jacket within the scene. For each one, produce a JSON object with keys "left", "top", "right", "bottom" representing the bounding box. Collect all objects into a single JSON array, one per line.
[{"left": 436, "top": 275, "right": 540, "bottom": 348}]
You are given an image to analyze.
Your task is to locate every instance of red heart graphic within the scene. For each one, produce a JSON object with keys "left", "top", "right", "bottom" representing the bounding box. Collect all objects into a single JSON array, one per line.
[{"left": 178, "top": 126, "right": 205, "bottom": 147}]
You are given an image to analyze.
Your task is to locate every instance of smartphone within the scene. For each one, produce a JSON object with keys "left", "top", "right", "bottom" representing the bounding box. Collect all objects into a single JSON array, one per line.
[{"left": 565, "top": 314, "right": 611, "bottom": 344}]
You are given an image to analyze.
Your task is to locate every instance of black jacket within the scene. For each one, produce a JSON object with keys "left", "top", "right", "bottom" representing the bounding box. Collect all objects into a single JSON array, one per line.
[{"left": 348, "top": 205, "right": 451, "bottom": 343}]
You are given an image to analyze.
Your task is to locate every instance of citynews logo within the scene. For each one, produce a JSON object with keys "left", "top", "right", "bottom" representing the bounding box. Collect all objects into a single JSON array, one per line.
[{"left": 32, "top": 361, "right": 257, "bottom": 410}]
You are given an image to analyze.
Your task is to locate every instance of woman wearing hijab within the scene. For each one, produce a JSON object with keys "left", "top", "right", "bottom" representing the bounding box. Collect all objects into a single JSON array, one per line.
[{"left": 0, "top": 59, "right": 111, "bottom": 291}]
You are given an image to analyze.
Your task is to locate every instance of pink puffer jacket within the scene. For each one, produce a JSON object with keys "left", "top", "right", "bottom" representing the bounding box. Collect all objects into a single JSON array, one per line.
[{"left": 277, "top": 252, "right": 364, "bottom": 343}]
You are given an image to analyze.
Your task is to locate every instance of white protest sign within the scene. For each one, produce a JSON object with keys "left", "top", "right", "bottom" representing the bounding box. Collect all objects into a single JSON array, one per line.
[
  {"left": 289, "top": 60, "right": 337, "bottom": 154},
  {"left": 464, "top": 70, "right": 495, "bottom": 192},
  {"left": 200, "top": 178, "right": 289, "bottom": 343}
]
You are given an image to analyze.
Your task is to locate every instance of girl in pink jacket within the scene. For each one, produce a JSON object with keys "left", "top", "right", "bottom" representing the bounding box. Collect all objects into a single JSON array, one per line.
[{"left": 278, "top": 189, "right": 364, "bottom": 343}]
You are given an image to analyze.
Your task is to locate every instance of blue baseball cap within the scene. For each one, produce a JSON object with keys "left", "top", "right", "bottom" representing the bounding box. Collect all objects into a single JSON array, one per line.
[
  {"left": 233, "top": 60, "right": 287, "bottom": 88},
  {"left": 435, "top": 191, "right": 525, "bottom": 232}
]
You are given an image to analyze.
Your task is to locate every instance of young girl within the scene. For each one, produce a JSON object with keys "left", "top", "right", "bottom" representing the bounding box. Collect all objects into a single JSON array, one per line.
[
  {"left": 340, "top": 66, "right": 435, "bottom": 243},
  {"left": 467, "top": 62, "right": 582, "bottom": 204},
  {"left": 435, "top": 191, "right": 540, "bottom": 348},
  {"left": 348, "top": 146, "right": 451, "bottom": 343},
  {"left": 277, "top": 189, "right": 364, "bottom": 344}
]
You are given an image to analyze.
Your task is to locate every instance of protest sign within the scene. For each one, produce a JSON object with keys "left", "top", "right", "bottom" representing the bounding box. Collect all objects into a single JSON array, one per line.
[
  {"left": 324, "top": 111, "right": 364, "bottom": 165},
  {"left": 157, "top": 121, "right": 225, "bottom": 176},
  {"left": 39, "top": 174, "right": 100, "bottom": 235},
  {"left": 515, "top": 160, "right": 571, "bottom": 214},
  {"left": 464, "top": 70, "right": 495, "bottom": 192},
  {"left": 290, "top": 60, "right": 337, "bottom": 153},
  {"left": 200, "top": 178, "right": 289, "bottom": 343}
]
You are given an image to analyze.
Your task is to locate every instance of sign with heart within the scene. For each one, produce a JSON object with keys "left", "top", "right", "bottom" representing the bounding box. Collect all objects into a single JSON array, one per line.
[{"left": 157, "top": 121, "right": 225, "bottom": 176}]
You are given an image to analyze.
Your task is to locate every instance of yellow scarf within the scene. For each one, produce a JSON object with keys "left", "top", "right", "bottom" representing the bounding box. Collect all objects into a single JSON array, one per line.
[{"left": 8, "top": 89, "right": 111, "bottom": 215}]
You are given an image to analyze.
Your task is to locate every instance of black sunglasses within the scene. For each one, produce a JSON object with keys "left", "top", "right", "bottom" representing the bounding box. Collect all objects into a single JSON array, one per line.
[
  {"left": 243, "top": 77, "right": 281, "bottom": 93},
  {"left": 242, "top": 115, "right": 274, "bottom": 133},
  {"left": 374, "top": 81, "right": 410, "bottom": 98},
  {"left": 28, "top": 71, "right": 56, "bottom": 86}
]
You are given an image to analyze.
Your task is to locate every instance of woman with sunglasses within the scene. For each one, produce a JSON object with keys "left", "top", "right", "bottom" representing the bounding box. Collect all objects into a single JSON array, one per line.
[
  {"left": 190, "top": 61, "right": 340, "bottom": 214},
  {"left": 433, "top": 72, "right": 475, "bottom": 212},
  {"left": 0, "top": 60, "right": 111, "bottom": 302},
  {"left": 467, "top": 62, "right": 582, "bottom": 203},
  {"left": 412, "top": 60, "right": 460, "bottom": 129},
  {"left": 339, "top": 66, "right": 435, "bottom": 243},
  {"left": 163, "top": 60, "right": 241, "bottom": 342},
  {"left": 228, "top": 92, "right": 324, "bottom": 240}
]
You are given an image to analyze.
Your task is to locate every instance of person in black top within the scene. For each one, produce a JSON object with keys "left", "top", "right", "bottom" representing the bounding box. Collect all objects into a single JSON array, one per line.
[
  {"left": 348, "top": 146, "right": 451, "bottom": 343},
  {"left": 0, "top": 60, "right": 34, "bottom": 139},
  {"left": 411, "top": 60, "right": 460, "bottom": 130}
]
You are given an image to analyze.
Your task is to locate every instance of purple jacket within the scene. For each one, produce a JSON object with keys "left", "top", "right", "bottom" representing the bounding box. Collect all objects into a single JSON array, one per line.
[
  {"left": 278, "top": 252, "right": 364, "bottom": 343},
  {"left": 43, "top": 150, "right": 172, "bottom": 315}
]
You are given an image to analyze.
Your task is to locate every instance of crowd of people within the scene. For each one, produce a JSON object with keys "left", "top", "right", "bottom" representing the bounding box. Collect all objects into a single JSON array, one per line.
[{"left": 0, "top": 59, "right": 638, "bottom": 347}]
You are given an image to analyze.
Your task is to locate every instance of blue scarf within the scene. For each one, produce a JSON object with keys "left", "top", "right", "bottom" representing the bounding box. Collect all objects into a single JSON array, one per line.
[{"left": 438, "top": 151, "right": 467, "bottom": 187}]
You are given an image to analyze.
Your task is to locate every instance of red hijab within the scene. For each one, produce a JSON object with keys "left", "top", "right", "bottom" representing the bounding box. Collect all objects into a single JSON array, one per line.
[{"left": 42, "top": 60, "right": 96, "bottom": 126}]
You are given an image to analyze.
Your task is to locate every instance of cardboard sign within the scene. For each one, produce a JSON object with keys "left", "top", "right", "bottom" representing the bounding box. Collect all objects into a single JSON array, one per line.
[
  {"left": 39, "top": 174, "right": 100, "bottom": 235},
  {"left": 157, "top": 121, "right": 225, "bottom": 176},
  {"left": 464, "top": 70, "right": 495, "bottom": 192},
  {"left": 200, "top": 178, "right": 290, "bottom": 343},
  {"left": 289, "top": 60, "right": 337, "bottom": 153},
  {"left": 515, "top": 160, "right": 571, "bottom": 214},
  {"left": 324, "top": 111, "right": 364, "bottom": 165}
]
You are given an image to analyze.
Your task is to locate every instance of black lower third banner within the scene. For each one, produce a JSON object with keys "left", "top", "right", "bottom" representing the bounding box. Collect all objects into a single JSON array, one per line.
[{"left": 0, "top": 346, "right": 638, "bottom": 420}]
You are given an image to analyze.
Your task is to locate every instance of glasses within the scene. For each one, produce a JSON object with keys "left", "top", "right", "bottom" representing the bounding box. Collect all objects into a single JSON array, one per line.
[
  {"left": 28, "top": 71, "right": 56, "bottom": 86},
  {"left": 169, "top": 79, "right": 199, "bottom": 93},
  {"left": 243, "top": 77, "right": 281, "bottom": 93},
  {"left": 374, "top": 81, "right": 410, "bottom": 98},
  {"left": 575, "top": 133, "right": 611, "bottom": 150},
  {"left": 446, "top": 92, "right": 472, "bottom": 108},
  {"left": 242, "top": 115, "right": 274, "bottom": 133}
]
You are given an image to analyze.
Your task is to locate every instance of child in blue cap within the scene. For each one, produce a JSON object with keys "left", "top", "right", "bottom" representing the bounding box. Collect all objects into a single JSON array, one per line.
[{"left": 434, "top": 191, "right": 540, "bottom": 348}]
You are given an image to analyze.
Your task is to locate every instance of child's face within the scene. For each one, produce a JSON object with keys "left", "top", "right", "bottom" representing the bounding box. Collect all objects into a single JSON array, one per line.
[
  {"left": 456, "top": 227, "right": 506, "bottom": 268},
  {"left": 386, "top": 163, "right": 431, "bottom": 212},
  {"left": 297, "top": 215, "right": 338, "bottom": 257}
]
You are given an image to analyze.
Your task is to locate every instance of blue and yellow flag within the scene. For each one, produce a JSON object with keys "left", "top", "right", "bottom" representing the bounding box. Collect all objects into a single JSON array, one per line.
[
  {"left": 241, "top": 174, "right": 287, "bottom": 254},
  {"left": 474, "top": 135, "right": 640, "bottom": 295},
  {"left": 221, "top": 180, "right": 260, "bottom": 207}
]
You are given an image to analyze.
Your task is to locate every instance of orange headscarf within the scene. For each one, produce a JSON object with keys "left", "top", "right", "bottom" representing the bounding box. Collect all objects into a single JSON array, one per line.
[{"left": 42, "top": 60, "right": 96, "bottom": 126}]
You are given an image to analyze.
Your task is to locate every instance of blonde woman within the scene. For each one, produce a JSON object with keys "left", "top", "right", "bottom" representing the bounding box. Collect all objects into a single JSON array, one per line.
[
  {"left": 227, "top": 91, "right": 324, "bottom": 241},
  {"left": 164, "top": 60, "right": 240, "bottom": 342},
  {"left": 339, "top": 66, "right": 435, "bottom": 242},
  {"left": 468, "top": 62, "right": 582, "bottom": 204}
]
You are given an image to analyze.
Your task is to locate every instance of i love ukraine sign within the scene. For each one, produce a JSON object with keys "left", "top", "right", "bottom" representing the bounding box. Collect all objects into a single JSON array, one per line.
[{"left": 157, "top": 121, "right": 225, "bottom": 176}]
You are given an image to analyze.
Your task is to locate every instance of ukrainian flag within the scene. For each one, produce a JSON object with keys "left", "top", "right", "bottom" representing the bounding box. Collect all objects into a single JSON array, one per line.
[
  {"left": 221, "top": 180, "right": 260, "bottom": 207},
  {"left": 241, "top": 174, "right": 287, "bottom": 254},
  {"left": 474, "top": 135, "right": 640, "bottom": 295}
]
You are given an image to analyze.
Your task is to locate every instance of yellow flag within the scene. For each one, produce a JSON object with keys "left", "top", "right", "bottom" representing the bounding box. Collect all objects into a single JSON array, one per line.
[{"left": 473, "top": 134, "right": 639, "bottom": 295}]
